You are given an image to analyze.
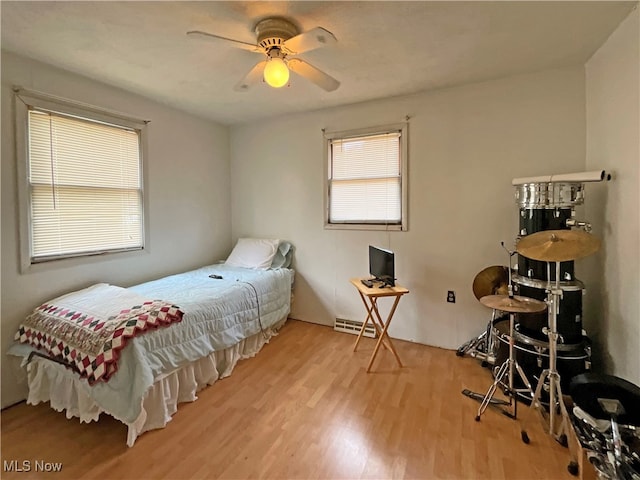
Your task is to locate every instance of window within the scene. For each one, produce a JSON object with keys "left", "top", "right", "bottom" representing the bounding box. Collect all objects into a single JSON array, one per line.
[
  {"left": 15, "top": 90, "right": 146, "bottom": 267},
  {"left": 324, "top": 123, "right": 408, "bottom": 230}
]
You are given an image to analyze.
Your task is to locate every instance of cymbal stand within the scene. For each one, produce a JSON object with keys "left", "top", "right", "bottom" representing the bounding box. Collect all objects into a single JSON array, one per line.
[
  {"left": 521, "top": 261, "right": 572, "bottom": 444},
  {"left": 473, "top": 244, "right": 534, "bottom": 421},
  {"left": 473, "top": 312, "right": 513, "bottom": 420}
]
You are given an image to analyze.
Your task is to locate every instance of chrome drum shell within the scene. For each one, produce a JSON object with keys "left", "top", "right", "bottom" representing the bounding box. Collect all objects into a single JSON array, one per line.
[{"left": 515, "top": 182, "right": 584, "bottom": 209}]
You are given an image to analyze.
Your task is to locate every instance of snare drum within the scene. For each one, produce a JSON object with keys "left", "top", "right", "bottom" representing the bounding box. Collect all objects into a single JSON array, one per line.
[{"left": 515, "top": 182, "right": 584, "bottom": 209}]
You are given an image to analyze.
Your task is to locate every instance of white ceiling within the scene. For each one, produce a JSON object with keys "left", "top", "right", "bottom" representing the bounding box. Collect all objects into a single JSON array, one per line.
[{"left": 1, "top": 1, "right": 636, "bottom": 125}]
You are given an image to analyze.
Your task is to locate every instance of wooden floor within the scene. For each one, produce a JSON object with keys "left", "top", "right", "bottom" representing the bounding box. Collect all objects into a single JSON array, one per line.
[{"left": 1, "top": 320, "right": 577, "bottom": 479}]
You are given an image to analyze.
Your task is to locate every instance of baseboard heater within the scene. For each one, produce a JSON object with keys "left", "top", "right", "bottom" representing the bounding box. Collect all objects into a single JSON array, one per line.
[{"left": 334, "top": 317, "right": 376, "bottom": 338}]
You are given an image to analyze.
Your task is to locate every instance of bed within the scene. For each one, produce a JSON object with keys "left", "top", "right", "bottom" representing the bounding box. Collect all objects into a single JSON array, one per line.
[{"left": 7, "top": 239, "right": 294, "bottom": 446}]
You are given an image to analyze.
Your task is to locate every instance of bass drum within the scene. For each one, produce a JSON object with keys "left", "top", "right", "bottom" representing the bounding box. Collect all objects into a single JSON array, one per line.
[{"left": 493, "top": 320, "right": 591, "bottom": 399}]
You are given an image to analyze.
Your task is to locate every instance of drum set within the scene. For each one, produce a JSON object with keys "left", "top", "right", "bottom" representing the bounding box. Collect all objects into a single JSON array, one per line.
[
  {"left": 459, "top": 174, "right": 640, "bottom": 477},
  {"left": 465, "top": 229, "right": 600, "bottom": 429},
  {"left": 460, "top": 178, "right": 601, "bottom": 440}
]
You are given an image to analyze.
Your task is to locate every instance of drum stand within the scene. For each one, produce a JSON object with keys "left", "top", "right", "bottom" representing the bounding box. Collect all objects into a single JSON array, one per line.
[
  {"left": 521, "top": 261, "right": 572, "bottom": 444},
  {"left": 474, "top": 308, "right": 535, "bottom": 421},
  {"left": 466, "top": 245, "right": 538, "bottom": 419}
]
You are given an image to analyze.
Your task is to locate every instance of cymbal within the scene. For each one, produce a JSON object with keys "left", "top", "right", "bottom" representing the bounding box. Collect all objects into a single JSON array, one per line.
[
  {"left": 480, "top": 294, "right": 547, "bottom": 313},
  {"left": 472, "top": 265, "right": 509, "bottom": 300},
  {"left": 517, "top": 229, "right": 601, "bottom": 262}
]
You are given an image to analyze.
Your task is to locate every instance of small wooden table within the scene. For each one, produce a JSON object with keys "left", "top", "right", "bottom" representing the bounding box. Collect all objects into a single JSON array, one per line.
[{"left": 350, "top": 278, "right": 410, "bottom": 372}]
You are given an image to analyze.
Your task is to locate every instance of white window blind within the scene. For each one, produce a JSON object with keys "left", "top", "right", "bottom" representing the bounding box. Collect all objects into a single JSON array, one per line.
[
  {"left": 328, "top": 131, "right": 402, "bottom": 224},
  {"left": 28, "top": 108, "right": 143, "bottom": 261}
]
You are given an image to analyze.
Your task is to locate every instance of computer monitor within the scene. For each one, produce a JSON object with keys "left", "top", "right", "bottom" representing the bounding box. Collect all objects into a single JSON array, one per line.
[{"left": 369, "top": 245, "right": 395, "bottom": 286}]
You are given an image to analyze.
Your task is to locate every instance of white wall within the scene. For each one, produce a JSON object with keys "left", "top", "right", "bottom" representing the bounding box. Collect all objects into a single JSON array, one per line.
[
  {"left": 1, "top": 52, "right": 232, "bottom": 407},
  {"left": 230, "top": 67, "right": 587, "bottom": 351},
  {"left": 583, "top": 7, "right": 640, "bottom": 386}
]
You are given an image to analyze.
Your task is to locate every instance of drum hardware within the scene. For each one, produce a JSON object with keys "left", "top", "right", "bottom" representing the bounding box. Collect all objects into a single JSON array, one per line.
[
  {"left": 473, "top": 294, "right": 547, "bottom": 421},
  {"left": 568, "top": 373, "right": 640, "bottom": 478},
  {"left": 520, "top": 261, "right": 572, "bottom": 445},
  {"left": 468, "top": 242, "right": 547, "bottom": 422},
  {"left": 518, "top": 230, "right": 601, "bottom": 448},
  {"left": 565, "top": 218, "right": 592, "bottom": 232},
  {"left": 570, "top": 373, "right": 640, "bottom": 429},
  {"left": 493, "top": 320, "right": 591, "bottom": 406},
  {"left": 456, "top": 265, "right": 509, "bottom": 362},
  {"left": 603, "top": 399, "right": 625, "bottom": 462},
  {"left": 456, "top": 309, "right": 499, "bottom": 365}
]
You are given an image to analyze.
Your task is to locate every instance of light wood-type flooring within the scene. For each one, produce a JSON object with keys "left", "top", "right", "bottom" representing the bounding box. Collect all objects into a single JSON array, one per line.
[{"left": 1, "top": 319, "right": 578, "bottom": 479}]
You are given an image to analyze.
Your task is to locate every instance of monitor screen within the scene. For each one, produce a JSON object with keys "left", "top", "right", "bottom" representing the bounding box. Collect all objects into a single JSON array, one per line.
[{"left": 369, "top": 245, "right": 395, "bottom": 286}]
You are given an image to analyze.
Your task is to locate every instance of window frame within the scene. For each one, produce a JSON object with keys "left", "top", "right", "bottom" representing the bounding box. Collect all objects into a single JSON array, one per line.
[
  {"left": 15, "top": 89, "right": 149, "bottom": 272},
  {"left": 323, "top": 123, "right": 408, "bottom": 231}
]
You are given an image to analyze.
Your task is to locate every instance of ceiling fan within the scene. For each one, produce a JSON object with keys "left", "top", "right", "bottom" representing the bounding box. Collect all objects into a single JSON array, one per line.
[{"left": 187, "top": 17, "right": 340, "bottom": 92}]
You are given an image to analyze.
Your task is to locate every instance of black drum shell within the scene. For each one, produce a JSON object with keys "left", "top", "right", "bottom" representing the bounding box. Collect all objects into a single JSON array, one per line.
[
  {"left": 519, "top": 208, "right": 572, "bottom": 235},
  {"left": 513, "top": 282, "right": 583, "bottom": 345},
  {"left": 517, "top": 208, "right": 574, "bottom": 282},
  {"left": 493, "top": 320, "right": 591, "bottom": 392},
  {"left": 517, "top": 256, "right": 574, "bottom": 283}
]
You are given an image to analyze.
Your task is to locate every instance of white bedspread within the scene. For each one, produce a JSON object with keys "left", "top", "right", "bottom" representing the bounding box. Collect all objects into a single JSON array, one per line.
[{"left": 8, "top": 264, "right": 293, "bottom": 425}]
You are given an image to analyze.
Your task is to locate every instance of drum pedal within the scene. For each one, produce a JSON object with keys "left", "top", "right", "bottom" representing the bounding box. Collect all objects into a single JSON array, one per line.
[{"left": 461, "top": 389, "right": 510, "bottom": 406}]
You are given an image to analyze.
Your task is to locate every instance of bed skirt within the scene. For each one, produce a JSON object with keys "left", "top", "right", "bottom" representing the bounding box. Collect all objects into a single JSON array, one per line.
[{"left": 20, "top": 317, "right": 287, "bottom": 447}]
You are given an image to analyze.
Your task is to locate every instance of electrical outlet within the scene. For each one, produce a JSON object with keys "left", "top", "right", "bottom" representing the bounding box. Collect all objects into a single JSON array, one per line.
[{"left": 447, "top": 291, "right": 456, "bottom": 303}]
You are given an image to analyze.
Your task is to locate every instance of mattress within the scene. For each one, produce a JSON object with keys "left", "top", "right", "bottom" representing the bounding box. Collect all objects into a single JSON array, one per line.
[{"left": 8, "top": 264, "right": 293, "bottom": 435}]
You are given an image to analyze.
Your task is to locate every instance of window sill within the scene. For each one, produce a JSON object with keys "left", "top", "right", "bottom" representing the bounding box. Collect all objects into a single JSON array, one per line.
[
  {"left": 20, "top": 247, "right": 148, "bottom": 275},
  {"left": 324, "top": 223, "right": 406, "bottom": 232}
]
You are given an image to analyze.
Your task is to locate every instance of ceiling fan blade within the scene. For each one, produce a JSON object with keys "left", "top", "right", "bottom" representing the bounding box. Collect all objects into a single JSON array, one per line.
[
  {"left": 234, "top": 61, "right": 267, "bottom": 92},
  {"left": 282, "top": 27, "right": 337, "bottom": 55},
  {"left": 287, "top": 58, "right": 340, "bottom": 92},
  {"left": 186, "top": 30, "right": 261, "bottom": 53}
]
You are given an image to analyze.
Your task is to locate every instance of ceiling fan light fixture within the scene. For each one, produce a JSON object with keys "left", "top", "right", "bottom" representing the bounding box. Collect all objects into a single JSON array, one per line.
[
  {"left": 188, "top": 16, "right": 339, "bottom": 92},
  {"left": 263, "top": 57, "right": 289, "bottom": 88}
]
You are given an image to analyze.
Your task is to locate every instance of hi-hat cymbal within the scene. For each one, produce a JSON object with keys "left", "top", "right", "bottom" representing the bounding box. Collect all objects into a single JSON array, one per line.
[
  {"left": 472, "top": 265, "right": 509, "bottom": 300},
  {"left": 480, "top": 294, "right": 547, "bottom": 314},
  {"left": 517, "top": 229, "right": 601, "bottom": 262}
]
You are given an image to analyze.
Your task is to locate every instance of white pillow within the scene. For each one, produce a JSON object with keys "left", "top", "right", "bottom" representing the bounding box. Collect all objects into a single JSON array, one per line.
[{"left": 225, "top": 238, "right": 280, "bottom": 270}]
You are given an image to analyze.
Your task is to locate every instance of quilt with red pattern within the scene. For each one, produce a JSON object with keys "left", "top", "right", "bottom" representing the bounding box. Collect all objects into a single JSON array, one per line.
[{"left": 15, "top": 300, "right": 183, "bottom": 384}]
